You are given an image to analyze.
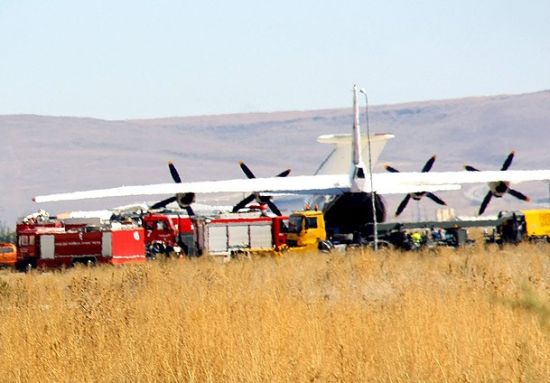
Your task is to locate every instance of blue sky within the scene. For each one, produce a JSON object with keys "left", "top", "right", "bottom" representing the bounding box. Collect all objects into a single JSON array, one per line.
[{"left": 1, "top": 0, "right": 549, "bottom": 119}]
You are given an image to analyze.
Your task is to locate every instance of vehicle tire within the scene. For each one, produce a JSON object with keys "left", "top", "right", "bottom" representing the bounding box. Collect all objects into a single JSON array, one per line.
[
  {"left": 152, "top": 242, "right": 167, "bottom": 256},
  {"left": 318, "top": 240, "right": 333, "bottom": 253},
  {"left": 86, "top": 258, "right": 97, "bottom": 267},
  {"left": 17, "top": 260, "right": 36, "bottom": 273}
]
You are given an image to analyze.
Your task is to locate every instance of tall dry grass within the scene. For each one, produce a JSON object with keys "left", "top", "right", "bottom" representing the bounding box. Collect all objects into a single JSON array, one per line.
[{"left": 0, "top": 244, "right": 548, "bottom": 382}]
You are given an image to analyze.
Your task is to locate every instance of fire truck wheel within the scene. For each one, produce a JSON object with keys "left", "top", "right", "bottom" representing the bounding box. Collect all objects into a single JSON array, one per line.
[
  {"left": 17, "top": 260, "right": 36, "bottom": 273},
  {"left": 72, "top": 258, "right": 97, "bottom": 267},
  {"left": 151, "top": 242, "right": 167, "bottom": 256}
]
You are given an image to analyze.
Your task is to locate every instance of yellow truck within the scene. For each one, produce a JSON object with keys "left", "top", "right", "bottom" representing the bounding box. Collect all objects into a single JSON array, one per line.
[
  {"left": 488, "top": 209, "right": 550, "bottom": 244},
  {"left": 285, "top": 210, "right": 327, "bottom": 252},
  {"left": 522, "top": 209, "right": 550, "bottom": 240}
]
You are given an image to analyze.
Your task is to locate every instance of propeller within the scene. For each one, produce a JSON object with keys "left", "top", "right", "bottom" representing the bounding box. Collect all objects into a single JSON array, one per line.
[
  {"left": 465, "top": 151, "right": 529, "bottom": 215},
  {"left": 232, "top": 161, "right": 290, "bottom": 216},
  {"left": 385, "top": 155, "right": 447, "bottom": 216},
  {"left": 150, "top": 162, "right": 195, "bottom": 216}
]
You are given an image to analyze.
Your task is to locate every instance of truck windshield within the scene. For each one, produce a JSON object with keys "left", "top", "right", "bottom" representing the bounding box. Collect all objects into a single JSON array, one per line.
[{"left": 287, "top": 216, "right": 303, "bottom": 234}]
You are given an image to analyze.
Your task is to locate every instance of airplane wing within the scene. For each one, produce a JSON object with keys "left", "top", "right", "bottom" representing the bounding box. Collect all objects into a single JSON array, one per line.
[
  {"left": 34, "top": 175, "right": 352, "bottom": 203},
  {"left": 33, "top": 169, "right": 550, "bottom": 203},
  {"left": 380, "top": 169, "right": 550, "bottom": 186},
  {"left": 33, "top": 173, "right": 460, "bottom": 203}
]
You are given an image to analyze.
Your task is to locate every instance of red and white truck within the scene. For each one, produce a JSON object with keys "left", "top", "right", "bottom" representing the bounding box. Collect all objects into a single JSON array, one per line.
[
  {"left": 141, "top": 211, "right": 287, "bottom": 258},
  {"left": 193, "top": 213, "right": 288, "bottom": 257},
  {"left": 16, "top": 217, "right": 146, "bottom": 270}
]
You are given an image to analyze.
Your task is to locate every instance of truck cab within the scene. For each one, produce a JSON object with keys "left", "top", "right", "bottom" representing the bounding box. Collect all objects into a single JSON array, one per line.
[
  {"left": 286, "top": 210, "right": 326, "bottom": 250},
  {"left": 142, "top": 213, "right": 194, "bottom": 257},
  {"left": 488, "top": 209, "right": 550, "bottom": 244}
]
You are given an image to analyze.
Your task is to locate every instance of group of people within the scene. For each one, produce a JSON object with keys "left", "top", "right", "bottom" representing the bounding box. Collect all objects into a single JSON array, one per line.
[{"left": 407, "top": 227, "right": 451, "bottom": 249}]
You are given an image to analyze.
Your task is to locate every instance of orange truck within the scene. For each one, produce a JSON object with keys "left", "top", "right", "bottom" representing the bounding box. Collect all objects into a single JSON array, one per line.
[{"left": 0, "top": 242, "right": 17, "bottom": 266}]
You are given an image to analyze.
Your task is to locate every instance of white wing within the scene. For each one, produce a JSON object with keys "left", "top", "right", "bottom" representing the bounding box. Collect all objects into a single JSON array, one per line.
[
  {"left": 33, "top": 173, "right": 458, "bottom": 203},
  {"left": 33, "top": 169, "right": 550, "bottom": 203},
  {"left": 34, "top": 175, "right": 352, "bottom": 203},
  {"left": 377, "top": 170, "right": 550, "bottom": 186},
  {"left": 33, "top": 173, "right": 459, "bottom": 203}
]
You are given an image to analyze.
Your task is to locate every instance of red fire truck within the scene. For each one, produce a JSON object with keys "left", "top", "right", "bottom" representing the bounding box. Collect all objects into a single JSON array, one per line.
[
  {"left": 141, "top": 211, "right": 287, "bottom": 258},
  {"left": 16, "top": 218, "right": 146, "bottom": 270}
]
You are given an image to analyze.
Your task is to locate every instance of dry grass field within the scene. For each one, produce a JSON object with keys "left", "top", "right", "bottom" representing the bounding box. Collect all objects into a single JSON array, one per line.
[{"left": 0, "top": 244, "right": 548, "bottom": 382}]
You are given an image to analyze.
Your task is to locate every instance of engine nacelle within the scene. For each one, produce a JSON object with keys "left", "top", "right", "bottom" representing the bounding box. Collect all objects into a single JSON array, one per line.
[
  {"left": 489, "top": 181, "right": 510, "bottom": 198},
  {"left": 176, "top": 193, "right": 195, "bottom": 208}
]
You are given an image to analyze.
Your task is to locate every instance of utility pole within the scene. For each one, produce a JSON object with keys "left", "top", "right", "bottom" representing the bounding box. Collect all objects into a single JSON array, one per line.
[{"left": 359, "top": 88, "right": 378, "bottom": 250}]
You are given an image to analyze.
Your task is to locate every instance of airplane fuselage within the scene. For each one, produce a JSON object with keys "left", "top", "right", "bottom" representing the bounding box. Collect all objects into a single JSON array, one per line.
[{"left": 323, "top": 192, "right": 386, "bottom": 237}]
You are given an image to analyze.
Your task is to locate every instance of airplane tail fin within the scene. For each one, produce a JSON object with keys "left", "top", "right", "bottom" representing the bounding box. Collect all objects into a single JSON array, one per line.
[
  {"left": 351, "top": 84, "right": 367, "bottom": 192},
  {"left": 352, "top": 84, "right": 362, "bottom": 167}
]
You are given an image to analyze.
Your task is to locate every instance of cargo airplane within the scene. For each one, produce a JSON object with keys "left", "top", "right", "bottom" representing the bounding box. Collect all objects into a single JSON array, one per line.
[{"left": 34, "top": 85, "right": 550, "bottom": 235}]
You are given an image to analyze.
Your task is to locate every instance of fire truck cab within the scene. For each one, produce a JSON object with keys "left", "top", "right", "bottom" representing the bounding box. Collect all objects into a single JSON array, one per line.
[{"left": 141, "top": 213, "right": 195, "bottom": 257}]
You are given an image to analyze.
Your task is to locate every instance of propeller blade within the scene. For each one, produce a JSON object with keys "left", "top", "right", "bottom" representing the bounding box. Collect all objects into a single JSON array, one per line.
[
  {"left": 276, "top": 169, "right": 291, "bottom": 177},
  {"left": 508, "top": 188, "right": 530, "bottom": 202},
  {"left": 185, "top": 205, "right": 195, "bottom": 217},
  {"left": 237, "top": 163, "right": 288, "bottom": 212},
  {"left": 164, "top": 163, "right": 195, "bottom": 214},
  {"left": 395, "top": 194, "right": 411, "bottom": 217},
  {"left": 384, "top": 164, "right": 400, "bottom": 173},
  {"left": 501, "top": 151, "right": 515, "bottom": 171},
  {"left": 168, "top": 162, "right": 182, "bottom": 183},
  {"left": 421, "top": 155, "right": 436, "bottom": 173},
  {"left": 239, "top": 161, "right": 256, "bottom": 179},
  {"left": 265, "top": 199, "right": 282, "bottom": 216},
  {"left": 151, "top": 196, "right": 177, "bottom": 210},
  {"left": 478, "top": 192, "right": 493, "bottom": 215},
  {"left": 257, "top": 195, "right": 283, "bottom": 216},
  {"left": 232, "top": 193, "right": 256, "bottom": 213},
  {"left": 425, "top": 193, "right": 446, "bottom": 206},
  {"left": 465, "top": 165, "right": 480, "bottom": 172}
]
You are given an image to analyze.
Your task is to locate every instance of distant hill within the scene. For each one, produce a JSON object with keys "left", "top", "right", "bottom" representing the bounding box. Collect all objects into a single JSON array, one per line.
[{"left": 2, "top": 90, "right": 550, "bottom": 226}]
